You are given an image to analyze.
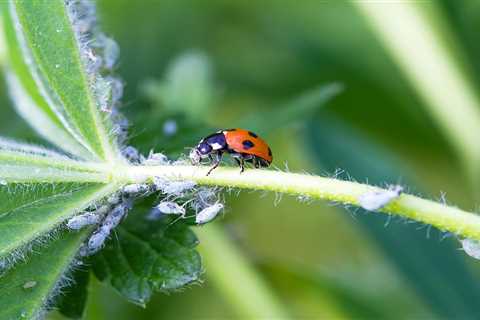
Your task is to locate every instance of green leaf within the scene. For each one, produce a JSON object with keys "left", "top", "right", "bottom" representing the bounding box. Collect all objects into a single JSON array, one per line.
[
  {"left": 56, "top": 265, "right": 90, "bottom": 319},
  {"left": 2, "top": 0, "right": 120, "bottom": 161},
  {"left": 0, "top": 139, "right": 121, "bottom": 316},
  {"left": 1, "top": 2, "right": 92, "bottom": 159},
  {"left": 0, "top": 182, "right": 115, "bottom": 263},
  {"left": 92, "top": 208, "right": 202, "bottom": 306},
  {"left": 238, "top": 82, "right": 343, "bottom": 133},
  {"left": 0, "top": 229, "right": 89, "bottom": 320},
  {"left": 142, "top": 51, "right": 216, "bottom": 121},
  {"left": 306, "top": 114, "right": 480, "bottom": 318}
]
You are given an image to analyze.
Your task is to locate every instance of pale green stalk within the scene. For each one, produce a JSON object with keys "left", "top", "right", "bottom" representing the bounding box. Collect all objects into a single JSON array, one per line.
[
  {"left": 0, "top": 15, "right": 5, "bottom": 65},
  {"left": 352, "top": 1, "right": 480, "bottom": 184},
  {"left": 121, "top": 165, "right": 480, "bottom": 240},
  {"left": 196, "top": 225, "right": 289, "bottom": 319}
]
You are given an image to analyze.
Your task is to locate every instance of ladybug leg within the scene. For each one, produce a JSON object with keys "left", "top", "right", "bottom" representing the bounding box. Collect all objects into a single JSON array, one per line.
[
  {"left": 239, "top": 157, "right": 245, "bottom": 173},
  {"left": 253, "top": 157, "right": 260, "bottom": 169},
  {"left": 206, "top": 152, "right": 223, "bottom": 176}
]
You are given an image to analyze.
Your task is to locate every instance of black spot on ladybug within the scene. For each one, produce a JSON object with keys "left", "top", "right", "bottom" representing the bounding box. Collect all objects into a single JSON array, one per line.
[
  {"left": 242, "top": 140, "right": 255, "bottom": 149},
  {"left": 268, "top": 147, "right": 272, "bottom": 157},
  {"left": 248, "top": 131, "right": 258, "bottom": 138}
]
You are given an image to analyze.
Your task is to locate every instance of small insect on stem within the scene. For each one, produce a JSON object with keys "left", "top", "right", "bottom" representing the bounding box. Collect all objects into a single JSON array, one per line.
[
  {"left": 67, "top": 212, "right": 101, "bottom": 230},
  {"left": 195, "top": 203, "right": 224, "bottom": 224},
  {"left": 358, "top": 185, "right": 403, "bottom": 211},
  {"left": 190, "top": 128, "right": 273, "bottom": 175},
  {"left": 156, "top": 201, "right": 186, "bottom": 215},
  {"left": 123, "top": 183, "right": 152, "bottom": 196},
  {"left": 143, "top": 151, "right": 169, "bottom": 165}
]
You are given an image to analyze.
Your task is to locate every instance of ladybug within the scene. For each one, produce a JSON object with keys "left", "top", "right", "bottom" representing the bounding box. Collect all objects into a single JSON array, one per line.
[{"left": 190, "top": 128, "right": 273, "bottom": 175}]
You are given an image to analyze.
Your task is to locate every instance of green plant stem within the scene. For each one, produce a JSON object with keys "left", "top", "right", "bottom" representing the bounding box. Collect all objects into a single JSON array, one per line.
[
  {"left": 352, "top": 1, "right": 480, "bottom": 186},
  {"left": 195, "top": 225, "right": 289, "bottom": 319},
  {"left": 0, "top": 15, "right": 5, "bottom": 65},
  {"left": 123, "top": 165, "right": 480, "bottom": 240}
]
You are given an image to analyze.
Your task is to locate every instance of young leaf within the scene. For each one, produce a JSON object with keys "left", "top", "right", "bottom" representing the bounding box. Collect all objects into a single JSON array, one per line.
[
  {"left": 2, "top": 0, "right": 121, "bottom": 161},
  {"left": 1, "top": 3, "right": 92, "bottom": 159},
  {"left": 237, "top": 82, "right": 343, "bottom": 133},
  {"left": 92, "top": 209, "right": 202, "bottom": 306}
]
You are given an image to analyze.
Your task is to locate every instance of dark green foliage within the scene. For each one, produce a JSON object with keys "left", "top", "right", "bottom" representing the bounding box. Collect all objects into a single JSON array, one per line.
[
  {"left": 56, "top": 267, "right": 90, "bottom": 319},
  {"left": 92, "top": 207, "right": 202, "bottom": 306}
]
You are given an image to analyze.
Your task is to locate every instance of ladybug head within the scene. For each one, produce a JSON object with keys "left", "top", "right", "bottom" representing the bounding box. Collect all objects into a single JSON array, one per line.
[
  {"left": 197, "top": 142, "right": 212, "bottom": 155},
  {"left": 189, "top": 142, "right": 212, "bottom": 164}
]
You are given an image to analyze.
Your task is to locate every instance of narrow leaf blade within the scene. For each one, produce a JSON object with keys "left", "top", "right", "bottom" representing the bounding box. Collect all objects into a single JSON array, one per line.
[
  {"left": 0, "top": 229, "right": 88, "bottom": 320},
  {"left": 6, "top": 0, "right": 119, "bottom": 161},
  {"left": 1, "top": 2, "right": 93, "bottom": 159}
]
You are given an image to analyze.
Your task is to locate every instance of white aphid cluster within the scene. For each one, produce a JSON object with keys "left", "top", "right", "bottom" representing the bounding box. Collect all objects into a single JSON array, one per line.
[
  {"left": 69, "top": 174, "right": 223, "bottom": 255},
  {"left": 358, "top": 185, "right": 403, "bottom": 211},
  {"left": 66, "top": 0, "right": 127, "bottom": 144},
  {"left": 74, "top": 193, "right": 135, "bottom": 256},
  {"left": 148, "top": 186, "right": 224, "bottom": 225},
  {"left": 461, "top": 238, "right": 480, "bottom": 260}
]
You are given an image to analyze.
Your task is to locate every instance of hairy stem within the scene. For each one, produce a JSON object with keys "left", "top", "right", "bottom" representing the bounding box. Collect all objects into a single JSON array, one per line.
[{"left": 123, "top": 165, "right": 480, "bottom": 240}]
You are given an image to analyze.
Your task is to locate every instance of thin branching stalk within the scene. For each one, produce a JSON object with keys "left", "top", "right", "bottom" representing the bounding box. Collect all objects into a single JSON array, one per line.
[
  {"left": 122, "top": 165, "right": 480, "bottom": 240},
  {"left": 196, "top": 225, "right": 289, "bottom": 319},
  {"left": 353, "top": 1, "right": 480, "bottom": 187}
]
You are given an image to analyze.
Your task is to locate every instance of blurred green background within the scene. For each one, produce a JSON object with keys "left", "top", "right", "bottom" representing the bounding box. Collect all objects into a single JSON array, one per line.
[{"left": 3, "top": 0, "right": 480, "bottom": 319}]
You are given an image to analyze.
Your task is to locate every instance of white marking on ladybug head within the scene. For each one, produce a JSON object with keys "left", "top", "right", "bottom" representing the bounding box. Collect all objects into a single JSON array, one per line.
[{"left": 210, "top": 142, "right": 223, "bottom": 150}]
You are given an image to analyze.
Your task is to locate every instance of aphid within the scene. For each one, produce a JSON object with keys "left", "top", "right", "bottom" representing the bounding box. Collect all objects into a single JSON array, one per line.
[
  {"left": 190, "top": 128, "right": 273, "bottom": 175},
  {"left": 156, "top": 201, "right": 186, "bottom": 215},
  {"left": 23, "top": 281, "right": 37, "bottom": 290},
  {"left": 461, "top": 238, "right": 480, "bottom": 260},
  {"left": 87, "top": 227, "right": 109, "bottom": 254},
  {"left": 66, "top": 212, "right": 100, "bottom": 230},
  {"left": 193, "top": 188, "right": 218, "bottom": 211},
  {"left": 143, "top": 152, "right": 169, "bottom": 165},
  {"left": 153, "top": 177, "right": 196, "bottom": 196},
  {"left": 358, "top": 185, "right": 403, "bottom": 211},
  {"left": 196, "top": 203, "right": 224, "bottom": 225},
  {"left": 123, "top": 183, "right": 151, "bottom": 195},
  {"left": 121, "top": 146, "right": 144, "bottom": 164}
]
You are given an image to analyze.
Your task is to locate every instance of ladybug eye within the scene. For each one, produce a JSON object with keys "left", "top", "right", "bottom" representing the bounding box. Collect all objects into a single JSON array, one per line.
[{"left": 198, "top": 143, "right": 212, "bottom": 155}]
